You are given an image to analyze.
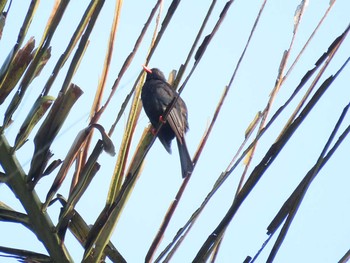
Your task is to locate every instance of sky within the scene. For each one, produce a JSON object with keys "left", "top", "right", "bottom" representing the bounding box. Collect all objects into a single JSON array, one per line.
[{"left": 0, "top": 0, "right": 350, "bottom": 262}]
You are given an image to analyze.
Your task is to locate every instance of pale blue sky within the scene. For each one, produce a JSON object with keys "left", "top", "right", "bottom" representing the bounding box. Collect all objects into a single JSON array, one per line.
[{"left": 0, "top": 1, "right": 350, "bottom": 262}]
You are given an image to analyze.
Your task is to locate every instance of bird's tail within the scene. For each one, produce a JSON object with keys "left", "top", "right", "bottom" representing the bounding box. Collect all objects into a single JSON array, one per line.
[{"left": 176, "top": 138, "right": 194, "bottom": 178}]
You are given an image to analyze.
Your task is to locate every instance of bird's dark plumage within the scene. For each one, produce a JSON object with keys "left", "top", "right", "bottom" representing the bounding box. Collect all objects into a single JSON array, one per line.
[{"left": 141, "top": 66, "right": 193, "bottom": 178}]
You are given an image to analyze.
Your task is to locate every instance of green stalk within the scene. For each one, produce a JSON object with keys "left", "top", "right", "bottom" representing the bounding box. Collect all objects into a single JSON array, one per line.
[{"left": 0, "top": 134, "right": 73, "bottom": 262}]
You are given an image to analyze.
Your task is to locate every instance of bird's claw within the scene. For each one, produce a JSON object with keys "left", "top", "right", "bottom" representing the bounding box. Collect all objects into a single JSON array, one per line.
[
  {"left": 159, "top": 115, "right": 166, "bottom": 123},
  {"left": 151, "top": 127, "right": 157, "bottom": 135}
]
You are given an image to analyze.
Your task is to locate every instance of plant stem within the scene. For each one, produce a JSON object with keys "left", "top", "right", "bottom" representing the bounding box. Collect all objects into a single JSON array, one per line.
[{"left": 0, "top": 134, "right": 73, "bottom": 263}]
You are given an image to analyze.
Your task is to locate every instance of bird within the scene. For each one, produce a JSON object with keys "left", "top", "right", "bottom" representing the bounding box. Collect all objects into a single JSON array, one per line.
[{"left": 141, "top": 65, "right": 193, "bottom": 178}]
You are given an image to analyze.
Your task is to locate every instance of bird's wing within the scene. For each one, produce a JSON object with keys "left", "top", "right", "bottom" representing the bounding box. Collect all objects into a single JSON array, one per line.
[
  {"left": 167, "top": 104, "right": 185, "bottom": 144},
  {"left": 156, "top": 82, "right": 188, "bottom": 144}
]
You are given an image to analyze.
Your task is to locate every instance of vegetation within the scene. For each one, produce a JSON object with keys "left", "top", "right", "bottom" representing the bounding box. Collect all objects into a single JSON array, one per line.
[{"left": 0, "top": 0, "right": 349, "bottom": 262}]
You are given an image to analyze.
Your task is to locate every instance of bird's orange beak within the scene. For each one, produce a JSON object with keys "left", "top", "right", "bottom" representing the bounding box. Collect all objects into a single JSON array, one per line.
[{"left": 142, "top": 65, "right": 152, "bottom": 74}]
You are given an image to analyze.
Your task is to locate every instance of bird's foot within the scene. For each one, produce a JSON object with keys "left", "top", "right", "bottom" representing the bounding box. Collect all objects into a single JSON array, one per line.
[
  {"left": 159, "top": 115, "right": 166, "bottom": 123},
  {"left": 151, "top": 127, "right": 157, "bottom": 135}
]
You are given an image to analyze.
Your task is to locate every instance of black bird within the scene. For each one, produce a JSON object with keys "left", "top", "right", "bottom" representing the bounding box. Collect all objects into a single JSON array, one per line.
[{"left": 141, "top": 66, "right": 193, "bottom": 178}]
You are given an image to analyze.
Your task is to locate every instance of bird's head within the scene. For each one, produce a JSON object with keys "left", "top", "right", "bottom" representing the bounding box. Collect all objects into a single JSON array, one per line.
[{"left": 142, "top": 65, "right": 166, "bottom": 81}]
